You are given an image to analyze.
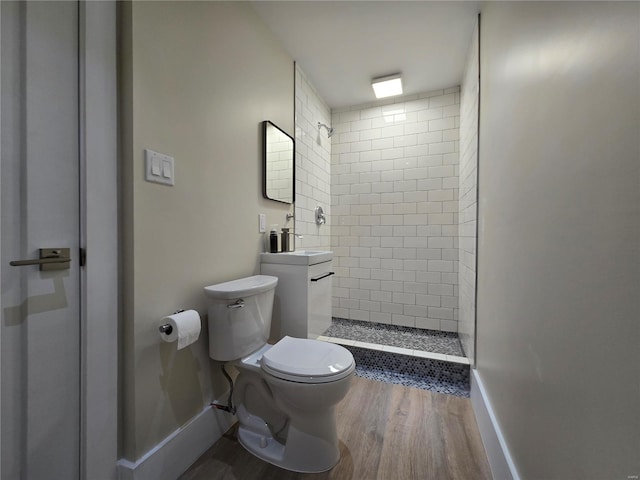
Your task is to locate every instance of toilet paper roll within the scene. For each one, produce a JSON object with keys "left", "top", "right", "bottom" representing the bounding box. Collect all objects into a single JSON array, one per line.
[{"left": 159, "top": 310, "right": 201, "bottom": 350}]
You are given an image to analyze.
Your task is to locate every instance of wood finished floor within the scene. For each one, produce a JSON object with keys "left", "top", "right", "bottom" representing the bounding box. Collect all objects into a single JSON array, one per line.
[{"left": 180, "top": 376, "right": 491, "bottom": 480}]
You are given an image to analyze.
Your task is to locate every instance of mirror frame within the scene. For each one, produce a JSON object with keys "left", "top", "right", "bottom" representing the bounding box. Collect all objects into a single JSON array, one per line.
[{"left": 262, "top": 120, "right": 295, "bottom": 204}]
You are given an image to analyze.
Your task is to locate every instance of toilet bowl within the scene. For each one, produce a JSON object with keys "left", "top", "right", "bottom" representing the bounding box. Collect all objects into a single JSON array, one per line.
[{"left": 204, "top": 275, "right": 355, "bottom": 473}]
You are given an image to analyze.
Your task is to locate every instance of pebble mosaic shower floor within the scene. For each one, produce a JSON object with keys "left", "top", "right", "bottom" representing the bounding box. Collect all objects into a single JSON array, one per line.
[
  {"left": 323, "top": 317, "right": 465, "bottom": 356},
  {"left": 321, "top": 318, "right": 470, "bottom": 397}
]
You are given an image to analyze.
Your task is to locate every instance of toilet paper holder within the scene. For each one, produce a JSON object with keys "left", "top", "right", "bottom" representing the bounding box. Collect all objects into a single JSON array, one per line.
[{"left": 158, "top": 309, "right": 184, "bottom": 335}]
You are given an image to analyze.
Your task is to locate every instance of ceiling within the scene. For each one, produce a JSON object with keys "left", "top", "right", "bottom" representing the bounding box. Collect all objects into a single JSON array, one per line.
[{"left": 251, "top": 1, "right": 480, "bottom": 109}]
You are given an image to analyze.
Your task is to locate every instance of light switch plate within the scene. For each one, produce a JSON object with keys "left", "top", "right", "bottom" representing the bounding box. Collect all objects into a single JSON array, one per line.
[
  {"left": 259, "top": 214, "right": 266, "bottom": 233},
  {"left": 145, "top": 149, "right": 175, "bottom": 186}
]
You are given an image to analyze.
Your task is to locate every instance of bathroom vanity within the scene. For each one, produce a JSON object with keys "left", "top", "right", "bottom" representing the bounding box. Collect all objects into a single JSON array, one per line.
[{"left": 260, "top": 251, "right": 333, "bottom": 340}]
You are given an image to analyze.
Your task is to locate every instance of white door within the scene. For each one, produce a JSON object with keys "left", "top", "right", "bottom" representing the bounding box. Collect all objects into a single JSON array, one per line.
[{"left": 1, "top": 2, "right": 81, "bottom": 478}]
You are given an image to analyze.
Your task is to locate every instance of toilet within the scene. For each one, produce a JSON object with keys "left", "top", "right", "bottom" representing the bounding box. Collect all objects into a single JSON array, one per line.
[{"left": 204, "top": 274, "right": 355, "bottom": 473}]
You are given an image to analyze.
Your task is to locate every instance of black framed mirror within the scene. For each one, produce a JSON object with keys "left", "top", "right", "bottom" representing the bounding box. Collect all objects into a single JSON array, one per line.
[{"left": 263, "top": 120, "right": 295, "bottom": 204}]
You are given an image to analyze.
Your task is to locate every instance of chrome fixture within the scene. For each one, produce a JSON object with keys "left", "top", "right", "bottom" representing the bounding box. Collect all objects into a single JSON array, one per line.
[
  {"left": 315, "top": 206, "right": 326, "bottom": 225},
  {"left": 158, "top": 324, "right": 173, "bottom": 335},
  {"left": 317, "top": 122, "right": 334, "bottom": 138},
  {"left": 158, "top": 309, "right": 185, "bottom": 335},
  {"left": 227, "top": 299, "right": 245, "bottom": 309}
]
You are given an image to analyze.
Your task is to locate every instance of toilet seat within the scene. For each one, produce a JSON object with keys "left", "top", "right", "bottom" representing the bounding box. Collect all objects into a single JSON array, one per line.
[{"left": 261, "top": 336, "right": 355, "bottom": 384}]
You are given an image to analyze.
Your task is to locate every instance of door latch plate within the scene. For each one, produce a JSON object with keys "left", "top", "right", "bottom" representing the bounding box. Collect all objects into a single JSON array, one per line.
[{"left": 40, "top": 248, "right": 71, "bottom": 271}]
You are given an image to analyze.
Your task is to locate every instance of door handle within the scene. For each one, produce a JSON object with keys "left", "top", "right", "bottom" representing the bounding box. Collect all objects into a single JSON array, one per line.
[
  {"left": 10, "top": 248, "right": 71, "bottom": 271},
  {"left": 310, "top": 272, "right": 335, "bottom": 282},
  {"left": 227, "top": 299, "right": 245, "bottom": 309}
]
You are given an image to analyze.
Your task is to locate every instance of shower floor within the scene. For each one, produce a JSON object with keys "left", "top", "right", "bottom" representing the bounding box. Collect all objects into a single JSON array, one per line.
[
  {"left": 320, "top": 318, "right": 470, "bottom": 397},
  {"left": 321, "top": 317, "right": 466, "bottom": 359}
]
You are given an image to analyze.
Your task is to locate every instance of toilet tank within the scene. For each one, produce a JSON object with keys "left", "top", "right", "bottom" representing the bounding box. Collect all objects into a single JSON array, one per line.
[{"left": 204, "top": 275, "right": 277, "bottom": 361}]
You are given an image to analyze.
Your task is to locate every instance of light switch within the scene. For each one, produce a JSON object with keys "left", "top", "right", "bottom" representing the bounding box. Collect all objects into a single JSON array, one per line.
[
  {"left": 151, "top": 158, "right": 161, "bottom": 176},
  {"left": 162, "top": 160, "right": 172, "bottom": 178},
  {"left": 259, "top": 214, "right": 266, "bottom": 233},
  {"left": 145, "top": 149, "right": 175, "bottom": 186}
]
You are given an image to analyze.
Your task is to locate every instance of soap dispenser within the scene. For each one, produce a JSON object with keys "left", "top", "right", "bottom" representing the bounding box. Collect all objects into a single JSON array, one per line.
[
  {"left": 269, "top": 226, "right": 278, "bottom": 253},
  {"left": 281, "top": 227, "right": 290, "bottom": 253}
]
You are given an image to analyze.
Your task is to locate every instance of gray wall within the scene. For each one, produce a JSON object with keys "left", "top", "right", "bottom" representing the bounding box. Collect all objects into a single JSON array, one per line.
[
  {"left": 477, "top": 3, "right": 640, "bottom": 478},
  {"left": 119, "top": 2, "right": 294, "bottom": 461}
]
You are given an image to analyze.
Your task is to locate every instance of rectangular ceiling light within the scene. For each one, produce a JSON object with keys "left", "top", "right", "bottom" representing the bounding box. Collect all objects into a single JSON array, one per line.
[{"left": 372, "top": 74, "right": 403, "bottom": 99}]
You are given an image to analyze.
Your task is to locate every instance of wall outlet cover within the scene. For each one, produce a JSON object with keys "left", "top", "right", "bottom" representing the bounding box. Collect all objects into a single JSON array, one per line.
[{"left": 145, "top": 149, "right": 175, "bottom": 186}]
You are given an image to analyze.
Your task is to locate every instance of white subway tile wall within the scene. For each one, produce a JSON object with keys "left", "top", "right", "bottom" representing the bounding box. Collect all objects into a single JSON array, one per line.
[
  {"left": 294, "top": 65, "right": 331, "bottom": 249},
  {"left": 331, "top": 89, "right": 460, "bottom": 332},
  {"left": 458, "top": 20, "right": 479, "bottom": 363}
]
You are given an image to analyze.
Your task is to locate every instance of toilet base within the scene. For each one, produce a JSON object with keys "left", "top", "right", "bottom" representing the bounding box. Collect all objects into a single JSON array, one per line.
[{"left": 237, "top": 414, "right": 340, "bottom": 473}]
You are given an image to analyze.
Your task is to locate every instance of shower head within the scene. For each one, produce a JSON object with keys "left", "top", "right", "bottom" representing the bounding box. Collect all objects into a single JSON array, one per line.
[{"left": 318, "top": 122, "right": 334, "bottom": 138}]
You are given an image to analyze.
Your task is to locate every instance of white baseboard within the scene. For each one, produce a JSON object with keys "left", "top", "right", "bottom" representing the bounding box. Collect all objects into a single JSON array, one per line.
[
  {"left": 470, "top": 370, "right": 520, "bottom": 480},
  {"left": 117, "top": 405, "right": 235, "bottom": 480}
]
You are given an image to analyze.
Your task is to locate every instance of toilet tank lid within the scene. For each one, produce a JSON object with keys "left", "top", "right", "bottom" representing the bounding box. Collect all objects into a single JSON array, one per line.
[
  {"left": 261, "top": 336, "right": 354, "bottom": 378},
  {"left": 204, "top": 275, "right": 278, "bottom": 300}
]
